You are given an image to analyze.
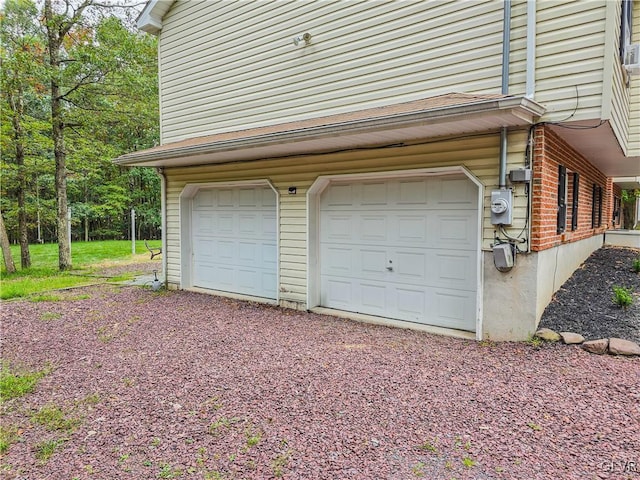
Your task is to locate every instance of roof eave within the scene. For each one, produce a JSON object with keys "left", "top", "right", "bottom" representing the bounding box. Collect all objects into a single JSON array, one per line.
[
  {"left": 613, "top": 176, "right": 640, "bottom": 190},
  {"left": 115, "top": 96, "right": 545, "bottom": 168},
  {"left": 137, "top": 0, "right": 174, "bottom": 35}
]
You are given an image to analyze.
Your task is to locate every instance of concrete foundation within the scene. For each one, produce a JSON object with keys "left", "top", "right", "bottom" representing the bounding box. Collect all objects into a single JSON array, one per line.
[
  {"left": 482, "top": 235, "right": 603, "bottom": 341},
  {"left": 604, "top": 230, "right": 640, "bottom": 248}
]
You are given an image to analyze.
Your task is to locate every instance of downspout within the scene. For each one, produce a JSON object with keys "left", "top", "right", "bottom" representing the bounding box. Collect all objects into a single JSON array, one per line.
[
  {"left": 156, "top": 167, "right": 168, "bottom": 285},
  {"left": 499, "top": 0, "right": 511, "bottom": 189},
  {"left": 525, "top": 0, "right": 536, "bottom": 99},
  {"left": 526, "top": 0, "right": 535, "bottom": 252}
]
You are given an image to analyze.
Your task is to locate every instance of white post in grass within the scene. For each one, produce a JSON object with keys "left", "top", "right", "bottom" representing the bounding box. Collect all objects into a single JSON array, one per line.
[
  {"left": 131, "top": 208, "right": 136, "bottom": 255},
  {"left": 67, "top": 207, "right": 72, "bottom": 257}
]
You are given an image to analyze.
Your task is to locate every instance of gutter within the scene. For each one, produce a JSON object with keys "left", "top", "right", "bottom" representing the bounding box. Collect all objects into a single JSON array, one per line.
[
  {"left": 156, "top": 167, "right": 168, "bottom": 284},
  {"left": 115, "top": 96, "right": 544, "bottom": 166}
]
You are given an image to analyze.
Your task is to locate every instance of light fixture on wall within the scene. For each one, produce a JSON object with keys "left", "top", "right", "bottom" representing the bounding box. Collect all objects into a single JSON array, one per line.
[{"left": 293, "top": 33, "right": 311, "bottom": 46}]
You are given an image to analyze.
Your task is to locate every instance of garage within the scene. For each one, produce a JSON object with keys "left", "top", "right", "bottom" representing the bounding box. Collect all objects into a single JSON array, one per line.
[
  {"left": 188, "top": 184, "right": 277, "bottom": 299},
  {"left": 318, "top": 173, "right": 479, "bottom": 332}
]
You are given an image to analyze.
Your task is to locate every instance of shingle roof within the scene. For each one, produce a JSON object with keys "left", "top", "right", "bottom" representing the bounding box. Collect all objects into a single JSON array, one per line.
[{"left": 115, "top": 93, "right": 545, "bottom": 167}]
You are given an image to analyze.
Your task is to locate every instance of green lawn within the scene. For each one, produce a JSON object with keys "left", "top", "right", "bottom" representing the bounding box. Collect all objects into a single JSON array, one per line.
[{"left": 0, "top": 240, "right": 161, "bottom": 300}]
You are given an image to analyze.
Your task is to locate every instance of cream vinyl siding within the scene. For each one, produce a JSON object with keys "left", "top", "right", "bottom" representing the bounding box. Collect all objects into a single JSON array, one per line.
[
  {"left": 629, "top": 3, "right": 640, "bottom": 157},
  {"left": 603, "top": 0, "right": 630, "bottom": 153},
  {"left": 506, "top": 0, "right": 528, "bottom": 96},
  {"left": 164, "top": 132, "right": 528, "bottom": 305},
  {"left": 158, "top": 0, "right": 505, "bottom": 143},
  {"left": 534, "top": 1, "right": 608, "bottom": 122}
]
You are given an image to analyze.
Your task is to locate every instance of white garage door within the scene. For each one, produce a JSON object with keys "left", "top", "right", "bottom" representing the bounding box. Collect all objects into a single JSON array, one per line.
[
  {"left": 191, "top": 186, "right": 277, "bottom": 299},
  {"left": 320, "top": 175, "right": 478, "bottom": 331}
]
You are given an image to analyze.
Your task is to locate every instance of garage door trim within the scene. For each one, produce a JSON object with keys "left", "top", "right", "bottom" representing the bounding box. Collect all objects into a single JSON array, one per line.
[
  {"left": 179, "top": 180, "right": 279, "bottom": 302},
  {"left": 307, "top": 166, "right": 483, "bottom": 338}
]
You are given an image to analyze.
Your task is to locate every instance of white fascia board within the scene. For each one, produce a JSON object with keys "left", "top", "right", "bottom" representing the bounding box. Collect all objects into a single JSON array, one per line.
[{"left": 613, "top": 176, "right": 640, "bottom": 189}]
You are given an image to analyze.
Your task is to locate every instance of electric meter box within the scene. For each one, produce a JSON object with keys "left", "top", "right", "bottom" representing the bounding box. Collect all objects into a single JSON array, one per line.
[
  {"left": 493, "top": 243, "right": 514, "bottom": 270},
  {"left": 490, "top": 189, "right": 513, "bottom": 225}
]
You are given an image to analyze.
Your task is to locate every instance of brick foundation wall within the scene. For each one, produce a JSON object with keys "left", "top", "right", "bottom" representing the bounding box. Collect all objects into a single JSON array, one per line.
[{"left": 531, "top": 126, "right": 614, "bottom": 251}]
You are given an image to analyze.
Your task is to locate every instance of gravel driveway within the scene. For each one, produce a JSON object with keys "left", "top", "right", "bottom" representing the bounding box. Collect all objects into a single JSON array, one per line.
[{"left": 2, "top": 283, "right": 639, "bottom": 480}]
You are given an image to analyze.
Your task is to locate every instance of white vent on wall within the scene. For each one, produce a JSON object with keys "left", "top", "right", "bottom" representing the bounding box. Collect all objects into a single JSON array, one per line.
[{"left": 624, "top": 43, "right": 640, "bottom": 75}]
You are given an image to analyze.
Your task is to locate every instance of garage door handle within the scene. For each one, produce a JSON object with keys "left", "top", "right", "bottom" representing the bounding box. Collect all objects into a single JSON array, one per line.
[{"left": 386, "top": 266, "right": 393, "bottom": 271}]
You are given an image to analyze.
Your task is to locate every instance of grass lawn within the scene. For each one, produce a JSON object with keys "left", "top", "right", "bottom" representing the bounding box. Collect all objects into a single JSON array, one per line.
[{"left": 0, "top": 240, "right": 161, "bottom": 300}]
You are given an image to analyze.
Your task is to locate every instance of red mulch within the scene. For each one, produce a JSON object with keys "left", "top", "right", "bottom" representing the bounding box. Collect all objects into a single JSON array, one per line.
[{"left": 1, "top": 284, "right": 638, "bottom": 479}]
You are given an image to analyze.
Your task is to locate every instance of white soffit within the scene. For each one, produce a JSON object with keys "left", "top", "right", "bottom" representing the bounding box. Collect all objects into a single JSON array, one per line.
[
  {"left": 549, "top": 122, "right": 640, "bottom": 178},
  {"left": 115, "top": 96, "right": 545, "bottom": 168},
  {"left": 137, "top": 0, "right": 174, "bottom": 34}
]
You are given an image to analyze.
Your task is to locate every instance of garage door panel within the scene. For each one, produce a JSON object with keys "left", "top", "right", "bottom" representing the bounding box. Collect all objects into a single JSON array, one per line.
[
  {"left": 360, "top": 249, "right": 388, "bottom": 279},
  {"left": 263, "top": 244, "right": 277, "bottom": 266},
  {"left": 217, "top": 189, "right": 234, "bottom": 207},
  {"left": 395, "top": 251, "right": 426, "bottom": 281},
  {"left": 324, "top": 214, "right": 353, "bottom": 240},
  {"left": 434, "top": 252, "right": 476, "bottom": 290},
  {"left": 215, "top": 240, "right": 234, "bottom": 262},
  {"left": 397, "top": 215, "right": 427, "bottom": 243},
  {"left": 263, "top": 213, "right": 277, "bottom": 235},
  {"left": 319, "top": 175, "right": 478, "bottom": 332},
  {"left": 195, "top": 264, "right": 234, "bottom": 289},
  {"left": 238, "top": 268, "right": 260, "bottom": 290},
  {"left": 431, "top": 213, "right": 477, "bottom": 249},
  {"left": 361, "top": 215, "right": 388, "bottom": 241},
  {"left": 431, "top": 177, "right": 478, "bottom": 208},
  {"left": 262, "top": 271, "right": 277, "bottom": 292},
  {"left": 238, "top": 241, "right": 258, "bottom": 263},
  {"left": 396, "top": 287, "right": 426, "bottom": 318},
  {"left": 326, "top": 184, "right": 355, "bottom": 206},
  {"left": 433, "top": 290, "right": 476, "bottom": 331},
  {"left": 321, "top": 246, "right": 354, "bottom": 275},
  {"left": 362, "top": 182, "right": 388, "bottom": 204},
  {"left": 398, "top": 179, "right": 428, "bottom": 204},
  {"left": 194, "top": 190, "right": 214, "bottom": 208},
  {"left": 194, "top": 240, "right": 213, "bottom": 260},
  {"left": 238, "top": 214, "right": 258, "bottom": 235},
  {"left": 238, "top": 188, "right": 257, "bottom": 207},
  {"left": 324, "top": 279, "right": 353, "bottom": 306},
  {"left": 194, "top": 213, "right": 215, "bottom": 233},
  {"left": 217, "top": 214, "right": 234, "bottom": 234},
  {"left": 191, "top": 186, "right": 277, "bottom": 299},
  {"left": 361, "top": 283, "right": 387, "bottom": 310},
  {"left": 262, "top": 188, "right": 277, "bottom": 207}
]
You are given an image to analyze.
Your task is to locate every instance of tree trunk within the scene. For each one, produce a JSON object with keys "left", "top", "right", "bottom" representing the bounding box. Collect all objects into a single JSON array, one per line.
[
  {"left": 9, "top": 88, "right": 32, "bottom": 269},
  {"left": 623, "top": 198, "right": 636, "bottom": 229},
  {"left": 0, "top": 211, "right": 17, "bottom": 274},
  {"left": 45, "top": 0, "right": 72, "bottom": 271}
]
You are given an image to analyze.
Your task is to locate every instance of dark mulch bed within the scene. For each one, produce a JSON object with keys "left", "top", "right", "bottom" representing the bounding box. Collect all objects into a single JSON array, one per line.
[{"left": 539, "top": 246, "right": 640, "bottom": 344}]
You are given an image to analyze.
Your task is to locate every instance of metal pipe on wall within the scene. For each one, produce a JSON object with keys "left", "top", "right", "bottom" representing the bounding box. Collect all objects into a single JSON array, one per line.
[
  {"left": 156, "top": 167, "right": 167, "bottom": 284},
  {"left": 526, "top": 0, "right": 536, "bottom": 99},
  {"left": 499, "top": 0, "right": 511, "bottom": 189}
]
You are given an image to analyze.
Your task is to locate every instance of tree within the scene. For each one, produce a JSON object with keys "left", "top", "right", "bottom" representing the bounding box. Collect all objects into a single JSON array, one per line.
[
  {"left": 41, "top": 0, "right": 157, "bottom": 269},
  {"left": 43, "top": 0, "right": 91, "bottom": 270},
  {"left": 61, "top": 13, "right": 159, "bottom": 241},
  {"left": 1, "top": 1, "right": 159, "bottom": 250},
  {"left": 622, "top": 189, "right": 639, "bottom": 229},
  {"left": 0, "top": 0, "right": 43, "bottom": 268},
  {"left": 0, "top": 211, "right": 17, "bottom": 274}
]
